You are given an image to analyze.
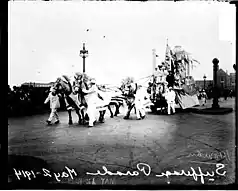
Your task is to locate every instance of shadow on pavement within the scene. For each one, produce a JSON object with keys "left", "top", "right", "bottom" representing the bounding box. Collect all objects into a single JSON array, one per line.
[{"left": 147, "top": 107, "right": 196, "bottom": 115}]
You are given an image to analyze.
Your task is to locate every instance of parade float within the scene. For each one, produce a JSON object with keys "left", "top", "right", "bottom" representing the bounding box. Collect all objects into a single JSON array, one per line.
[{"left": 148, "top": 44, "right": 200, "bottom": 113}]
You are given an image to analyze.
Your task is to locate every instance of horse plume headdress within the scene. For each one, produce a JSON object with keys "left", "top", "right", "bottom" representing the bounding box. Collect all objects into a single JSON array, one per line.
[
  {"left": 56, "top": 77, "right": 62, "bottom": 84},
  {"left": 74, "top": 72, "right": 82, "bottom": 80},
  {"left": 62, "top": 75, "right": 71, "bottom": 83},
  {"left": 74, "top": 72, "right": 90, "bottom": 83},
  {"left": 122, "top": 77, "right": 135, "bottom": 86}
]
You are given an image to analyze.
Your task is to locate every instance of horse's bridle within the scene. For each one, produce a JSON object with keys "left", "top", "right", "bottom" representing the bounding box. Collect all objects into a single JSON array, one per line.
[{"left": 54, "top": 78, "right": 70, "bottom": 94}]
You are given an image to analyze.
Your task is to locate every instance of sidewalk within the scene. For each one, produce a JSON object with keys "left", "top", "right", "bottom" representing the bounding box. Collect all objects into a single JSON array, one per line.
[{"left": 193, "top": 98, "right": 235, "bottom": 110}]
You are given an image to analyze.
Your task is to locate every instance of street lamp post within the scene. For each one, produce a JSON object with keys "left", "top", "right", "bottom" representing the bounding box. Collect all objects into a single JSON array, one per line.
[
  {"left": 79, "top": 43, "right": 89, "bottom": 73},
  {"left": 203, "top": 74, "right": 206, "bottom": 90},
  {"left": 212, "top": 58, "right": 220, "bottom": 109}
]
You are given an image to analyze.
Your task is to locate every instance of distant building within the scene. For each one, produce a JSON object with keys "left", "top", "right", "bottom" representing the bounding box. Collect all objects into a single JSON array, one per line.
[
  {"left": 227, "top": 72, "right": 236, "bottom": 91},
  {"left": 216, "top": 69, "right": 236, "bottom": 90},
  {"left": 21, "top": 82, "right": 54, "bottom": 88},
  {"left": 217, "top": 69, "right": 228, "bottom": 89},
  {"left": 195, "top": 68, "right": 235, "bottom": 91},
  {"left": 195, "top": 80, "right": 213, "bottom": 90}
]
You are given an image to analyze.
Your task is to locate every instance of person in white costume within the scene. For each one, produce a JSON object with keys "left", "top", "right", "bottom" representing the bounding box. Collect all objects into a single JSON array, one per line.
[
  {"left": 82, "top": 79, "right": 98, "bottom": 127},
  {"left": 164, "top": 86, "right": 176, "bottom": 115},
  {"left": 135, "top": 85, "right": 146, "bottom": 120},
  {"left": 200, "top": 89, "right": 207, "bottom": 106},
  {"left": 44, "top": 86, "right": 61, "bottom": 125}
]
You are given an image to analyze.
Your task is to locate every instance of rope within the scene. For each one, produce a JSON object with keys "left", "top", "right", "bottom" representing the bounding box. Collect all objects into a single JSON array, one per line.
[
  {"left": 135, "top": 75, "right": 153, "bottom": 82},
  {"left": 102, "top": 76, "right": 152, "bottom": 89},
  {"left": 134, "top": 76, "right": 152, "bottom": 86},
  {"left": 132, "top": 75, "right": 152, "bottom": 84},
  {"left": 91, "top": 74, "right": 154, "bottom": 90}
]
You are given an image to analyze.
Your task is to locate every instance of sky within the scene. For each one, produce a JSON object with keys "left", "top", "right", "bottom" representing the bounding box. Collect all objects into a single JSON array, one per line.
[{"left": 8, "top": 1, "right": 236, "bottom": 87}]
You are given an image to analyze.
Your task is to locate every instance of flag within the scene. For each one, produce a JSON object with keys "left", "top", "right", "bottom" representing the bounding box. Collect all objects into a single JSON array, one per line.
[
  {"left": 183, "top": 53, "right": 199, "bottom": 70},
  {"left": 165, "top": 44, "right": 173, "bottom": 71},
  {"left": 165, "top": 44, "right": 172, "bottom": 64},
  {"left": 192, "top": 59, "right": 200, "bottom": 65},
  {"left": 190, "top": 58, "right": 200, "bottom": 70}
]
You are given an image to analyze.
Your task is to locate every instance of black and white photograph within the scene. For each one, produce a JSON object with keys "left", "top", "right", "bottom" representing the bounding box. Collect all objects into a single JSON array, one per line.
[{"left": 8, "top": 0, "right": 236, "bottom": 188}]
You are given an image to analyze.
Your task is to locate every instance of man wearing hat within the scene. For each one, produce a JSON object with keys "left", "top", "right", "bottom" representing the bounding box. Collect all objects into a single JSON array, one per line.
[
  {"left": 82, "top": 78, "right": 99, "bottom": 127},
  {"left": 164, "top": 86, "right": 176, "bottom": 115},
  {"left": 44, "top": 86, "right": 61, "bottom": 125},
  {"left": 166, "top": 70, "right": 175, "bottom": 88},
  {"left": 123, "top": 82, "right": 137, "bottom": 119}
]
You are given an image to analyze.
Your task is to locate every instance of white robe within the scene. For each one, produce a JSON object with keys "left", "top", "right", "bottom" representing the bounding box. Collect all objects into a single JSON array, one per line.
[
  {"left": 164, "top": 90, "right": 176, "bottom": 114},
  {"left": 83, "top": 85, "right": 98, "bottom": 126},
  {"left": 135, "top": 88, "right": 146, "bottom": 118}
]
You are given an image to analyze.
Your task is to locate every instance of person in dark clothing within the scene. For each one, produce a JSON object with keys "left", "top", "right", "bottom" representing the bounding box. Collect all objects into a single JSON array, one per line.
[
  {"left": 8, "top": 85, "right": 11, "bottom": 93},
  {"left": 229, "top": 90, "right": 233, "bottom": 98},
  {"left": 123, "top": 83, "right": 137, "bottom": 119},
  {"left": 223, "top": 89, "right": 229, "bottom": 100},
  {"left": 166, "top": 71, "right": 175, "bottom": 88}
]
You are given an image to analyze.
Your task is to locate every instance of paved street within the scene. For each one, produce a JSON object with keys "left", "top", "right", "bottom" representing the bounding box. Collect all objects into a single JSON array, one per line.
[{"left": 8, "top": 98, "right": 236, "bottom": 186}]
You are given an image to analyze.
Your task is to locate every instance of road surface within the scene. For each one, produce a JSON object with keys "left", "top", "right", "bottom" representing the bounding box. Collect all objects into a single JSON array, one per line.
[{"left": 8, "top": 98, "right": 236, "bottom": 186}]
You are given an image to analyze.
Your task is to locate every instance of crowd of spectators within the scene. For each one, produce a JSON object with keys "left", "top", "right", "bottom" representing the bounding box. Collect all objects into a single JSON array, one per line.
[
  {"left": 197, "top": 87, "right": 235, "bottom": 100},
  {"left": 8, "top": 85, "right": 66, "bottom": 117}
]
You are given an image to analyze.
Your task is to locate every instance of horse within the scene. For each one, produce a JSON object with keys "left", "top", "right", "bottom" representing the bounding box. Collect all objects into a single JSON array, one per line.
[
  {"left": 98, "top": 86, "right": 127, "bottom": 117},
  {"left": 73, "top": 76, "right": 128, "bottom": 119},
  {"left": 53, "top": 76, "right": 84, "bottom": 125},
  {"left": 109, "top": 94, "right": 127, "bottom": 116},
  {"left": 72, "top": 77, "right": 112, "bottom": 125}
]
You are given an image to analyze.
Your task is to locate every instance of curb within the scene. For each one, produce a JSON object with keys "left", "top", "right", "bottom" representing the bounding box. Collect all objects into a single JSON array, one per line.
[{"left": 191, "top": 107, "right": 233, "bottom": 115}]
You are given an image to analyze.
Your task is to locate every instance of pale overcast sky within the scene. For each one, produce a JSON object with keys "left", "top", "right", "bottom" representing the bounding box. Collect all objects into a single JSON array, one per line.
[{"left": 8, "top": 1, "right": 236, "bottom": 87}]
